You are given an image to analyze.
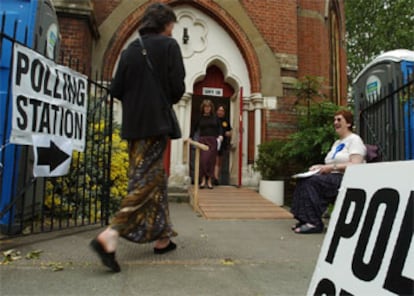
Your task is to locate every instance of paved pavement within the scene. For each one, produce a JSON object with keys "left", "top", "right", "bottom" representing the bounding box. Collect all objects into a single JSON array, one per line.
[{"left": 0, "top": 202, "right": 326, "bottom": 296}]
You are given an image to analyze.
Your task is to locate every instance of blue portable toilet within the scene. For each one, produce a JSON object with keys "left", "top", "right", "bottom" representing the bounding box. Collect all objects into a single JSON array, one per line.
[
  {"left": 353, "top": 49, "right": 414, "bottom": 160},
  {"left": 401, "top": 59, "right": 414, "bottom": 159},
  {"left": 0, "top": 0, "right": 59, "bottom": 226}
]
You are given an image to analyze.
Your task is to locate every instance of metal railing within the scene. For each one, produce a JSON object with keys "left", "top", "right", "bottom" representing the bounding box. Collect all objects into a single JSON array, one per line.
[
  {"left": 357, "top": 78, "right": 414, "bottom": 161},
  {"left": 0, "top": 14, "right": 113, "bottom": 237},
  {"left": 185, "top": 138, "right": 209, "bottom": 212}
]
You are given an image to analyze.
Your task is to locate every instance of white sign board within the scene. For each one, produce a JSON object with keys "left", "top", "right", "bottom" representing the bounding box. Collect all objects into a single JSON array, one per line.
[
  {"left": 308, "top": 161, "right": 414, "bottom": 296},
  {"left": 10, "top": 43, "right": 88, "bottom": 152},
  {"left": 32, "top": 135, "right": 72, "bottom": 177},
  {"left": 202, "top": 87, "right": 223, "bottom": 97}
]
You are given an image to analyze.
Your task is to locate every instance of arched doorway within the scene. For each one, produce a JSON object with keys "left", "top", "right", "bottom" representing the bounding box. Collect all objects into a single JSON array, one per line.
[
  {"left": 189, "top": 65, "right": 235, "bottom": 185},
  {"left": 103, "top": 3, "right": 258, "bottom": 186}
]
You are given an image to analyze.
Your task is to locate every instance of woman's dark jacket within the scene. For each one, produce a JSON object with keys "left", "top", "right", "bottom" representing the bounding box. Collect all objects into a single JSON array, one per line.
[
  {"left": 110, "top": 34, "right": 185, "bottom": 140},
  {"left": 190, "top": 115, "right": 223, "bottom": 138}
]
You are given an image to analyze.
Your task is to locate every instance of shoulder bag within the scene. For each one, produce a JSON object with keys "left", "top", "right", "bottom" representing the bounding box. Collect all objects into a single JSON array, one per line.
[{"left": 137, "top": 35, "right": 182, "bottom": 139}]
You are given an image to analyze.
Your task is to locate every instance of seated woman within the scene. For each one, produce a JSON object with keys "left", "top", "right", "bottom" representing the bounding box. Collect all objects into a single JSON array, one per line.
[{"left": 291, "top": 109, "right": 367, "bottom": 234}]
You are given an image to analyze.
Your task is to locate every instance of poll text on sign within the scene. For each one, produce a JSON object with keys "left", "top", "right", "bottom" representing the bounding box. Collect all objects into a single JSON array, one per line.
[
  {"left": 11, "top": 43, "right": 88, "bottom": 152},
  {"left": 307, "top": 161, "right": 414, "bottom": 296}
]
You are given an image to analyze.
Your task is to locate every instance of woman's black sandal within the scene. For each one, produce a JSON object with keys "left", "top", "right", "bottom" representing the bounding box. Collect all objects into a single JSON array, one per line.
[
  {"left": 154, "top": 241, "right": 177, "bottom": 254},
  {"left": 294, "top": 224, "right": 323, "bottom": 234},
  {"left": 90, "top": 238, "right": 121, "bottom": 272},
  {"left": 291, "top": 222, "right": 304, "bottom": 231}
]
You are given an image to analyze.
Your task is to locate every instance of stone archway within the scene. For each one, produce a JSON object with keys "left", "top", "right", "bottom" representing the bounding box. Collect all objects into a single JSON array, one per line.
[
  {"left": 92, "top": 1, "right": 283, "bottom": 186},
  {"left": 92, "top": 0, "right": 282, "bottom": 97}
]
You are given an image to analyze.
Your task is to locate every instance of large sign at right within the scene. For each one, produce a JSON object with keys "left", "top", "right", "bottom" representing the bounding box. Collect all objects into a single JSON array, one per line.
[{"left": 308, "top": 161, "right": 414, "bottom": 296}]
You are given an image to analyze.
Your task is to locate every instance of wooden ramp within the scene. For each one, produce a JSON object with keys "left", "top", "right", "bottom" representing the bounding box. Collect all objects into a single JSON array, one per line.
[{"left": 190, "top": 186, "right": 293, "bottom": 220}]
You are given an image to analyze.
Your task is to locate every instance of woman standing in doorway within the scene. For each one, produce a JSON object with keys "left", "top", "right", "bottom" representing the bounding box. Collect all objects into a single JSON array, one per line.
[
  {"left": 191, "top": 99, "right": 223, "bottom": 189},
  {"left": 90, "top": 2, "right": 185, "bottom": 272},
  {"left": 214, "top": 104, "right": 232, "bottom": 185}
]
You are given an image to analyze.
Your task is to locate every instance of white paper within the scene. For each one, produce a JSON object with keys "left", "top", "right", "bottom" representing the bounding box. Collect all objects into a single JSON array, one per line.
[{"left": 292, "top": 169, "right": 320, "bottom": 178}]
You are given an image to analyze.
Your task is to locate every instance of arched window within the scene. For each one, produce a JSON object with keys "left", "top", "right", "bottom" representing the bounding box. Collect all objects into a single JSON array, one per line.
[{"left": 329, "top": 2, "right": 342, "bottom": 104}]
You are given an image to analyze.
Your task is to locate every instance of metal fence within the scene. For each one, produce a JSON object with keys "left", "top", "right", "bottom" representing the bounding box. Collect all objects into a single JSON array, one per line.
[
  {"left": 357, "top": 77, "right": 414, "bottom": 161},
  {"left": 0, "top": 15, "right": 113, "bottom": 237}
]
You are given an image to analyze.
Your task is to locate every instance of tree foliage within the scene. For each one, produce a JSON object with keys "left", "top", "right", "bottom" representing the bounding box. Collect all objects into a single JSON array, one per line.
[
  {"left": 281, "top": 101, "right": 341, "bottom": 170},
  {"left": 255, "top": 102, "right": 342, "bottom": 180},
  {"left": 345, "top": 0, "right": 414, "bottom": 81},
  {"left": 254, "top": 139, "right": 288, "bottom": 180}
]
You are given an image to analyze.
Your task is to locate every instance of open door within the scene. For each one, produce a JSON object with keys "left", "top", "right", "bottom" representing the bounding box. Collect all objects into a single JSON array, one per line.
[{"left": 190, "top": 65, "right": 235, "bottom": 185}]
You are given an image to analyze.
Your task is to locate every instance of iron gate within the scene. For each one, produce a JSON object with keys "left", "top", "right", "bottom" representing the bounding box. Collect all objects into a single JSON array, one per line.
[
  {"left": 358, "top": 77, "right": 414, "bottom": 161},
  {"left": 0, "top": 14, "right": 114, "bottom": 237}
]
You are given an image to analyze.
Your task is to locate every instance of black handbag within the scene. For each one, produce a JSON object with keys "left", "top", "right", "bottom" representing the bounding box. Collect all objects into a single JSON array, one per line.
[{"left": 137, "top": 35, "right": 182, "bottom": 139}]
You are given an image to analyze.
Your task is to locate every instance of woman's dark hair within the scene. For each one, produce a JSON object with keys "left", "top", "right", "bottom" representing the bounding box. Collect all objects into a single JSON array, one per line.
[
  {"left": 138, "top": 2, "right": 177, "bottom": 35},
  {"left": 216, "top": 104, "right": 226, "bottom": 112}
]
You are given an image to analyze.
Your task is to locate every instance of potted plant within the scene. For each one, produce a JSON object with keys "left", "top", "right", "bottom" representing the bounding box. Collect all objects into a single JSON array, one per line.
[{"left": 254, "top": 139, "right": 288, "bottom": 205}]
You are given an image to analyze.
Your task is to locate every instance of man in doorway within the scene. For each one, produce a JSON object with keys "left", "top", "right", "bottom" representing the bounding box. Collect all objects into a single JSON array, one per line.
[{"left": 214, "top": 104, "right": 232, "bottom": 185}]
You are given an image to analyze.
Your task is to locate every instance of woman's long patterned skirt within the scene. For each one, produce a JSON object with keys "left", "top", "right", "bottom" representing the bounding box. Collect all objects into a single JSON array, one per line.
[{"left": 111, "top": 136, "right": 177, "bottom": 243}]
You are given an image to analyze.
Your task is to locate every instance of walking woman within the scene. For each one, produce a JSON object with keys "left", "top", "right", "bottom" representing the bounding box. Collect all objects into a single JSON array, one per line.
[
  {"left": 190, "top": 99, "right": 223, "bottom": 189},
  {"left": 90, "top": 2, "right": 185, "bottom": 272}
]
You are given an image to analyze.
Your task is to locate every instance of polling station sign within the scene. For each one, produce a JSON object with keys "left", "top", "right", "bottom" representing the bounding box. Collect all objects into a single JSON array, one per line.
[
  {"left": 308, "top": 161, "right": 414, "bottom": 296},
  {"left": 10, "top": 43, "right": 88, "bottom": 152}
]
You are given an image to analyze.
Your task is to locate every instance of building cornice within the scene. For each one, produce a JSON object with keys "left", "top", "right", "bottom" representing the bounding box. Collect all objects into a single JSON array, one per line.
[{"left": 52, "top": 0, "right": 100, "bottom": 39}]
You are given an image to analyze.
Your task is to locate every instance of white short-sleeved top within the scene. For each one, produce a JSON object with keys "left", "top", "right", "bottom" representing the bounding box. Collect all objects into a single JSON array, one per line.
[{"left": 325, "top": 133, "right": 367, "bottom": 165}]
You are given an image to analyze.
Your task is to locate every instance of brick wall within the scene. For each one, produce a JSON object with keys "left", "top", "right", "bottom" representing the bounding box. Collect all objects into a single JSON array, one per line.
[
  {"left": 297, "top": 5, "right": 330, "bottom": 80},
  {"left": 241, "top": 0, "right": 298, "bottom": 54},
  {"left": 92, "top": 0, "right": 122, "bottom": 26},
  {"left": 56, "top": 0, "right": 346, "bottom": 142},
  {"left": 58, "top": 17, "right": 93, "bottom": 76}
]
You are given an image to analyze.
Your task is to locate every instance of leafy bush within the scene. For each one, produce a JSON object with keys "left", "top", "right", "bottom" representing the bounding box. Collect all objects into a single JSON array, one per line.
[
  {"left": 44, "top": 122, "right": 128, "bottom": 221},
  {"left": 254, "top": 139, "right": 288, "bottom": 180},
  {"left": 282, "top": 101, "right": 341, "bottom": 170}
]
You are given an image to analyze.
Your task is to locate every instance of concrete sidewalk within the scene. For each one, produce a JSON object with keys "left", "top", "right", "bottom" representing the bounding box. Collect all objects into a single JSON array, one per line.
[{"left": 0, "top": 203, "right": 325, "bottom": 296}]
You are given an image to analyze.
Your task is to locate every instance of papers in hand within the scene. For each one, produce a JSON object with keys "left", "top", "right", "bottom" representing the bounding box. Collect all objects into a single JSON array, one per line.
[
  {"left": 292, "top": 169, "right": 320, "bottom": 179},
  {"left": 217, "top": 138, "right": 222, "bottom": 151}
]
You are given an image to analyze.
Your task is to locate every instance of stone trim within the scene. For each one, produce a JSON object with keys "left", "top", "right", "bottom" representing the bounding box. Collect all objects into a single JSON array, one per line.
[
  {"left": 54, "top": 0, "right": 99, "bottom": 38},
  {"left": 298, "top": 8, "right": 325, "bottom": 23}
]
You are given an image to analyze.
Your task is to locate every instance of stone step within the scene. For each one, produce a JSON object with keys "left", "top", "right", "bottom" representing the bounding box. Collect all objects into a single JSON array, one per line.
[{"left": 168, "top": 187, "right": 190, "bottom": 203}]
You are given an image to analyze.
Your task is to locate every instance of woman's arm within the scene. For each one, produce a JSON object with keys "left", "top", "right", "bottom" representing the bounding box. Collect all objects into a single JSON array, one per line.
[{"left": 311, "top": 153, "right": 364, "bottom": 174}]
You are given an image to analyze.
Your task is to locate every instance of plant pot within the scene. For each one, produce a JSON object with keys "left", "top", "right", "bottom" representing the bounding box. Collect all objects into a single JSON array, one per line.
[{"left": 259, "top": 180, "right": 284, "bottom": 206}]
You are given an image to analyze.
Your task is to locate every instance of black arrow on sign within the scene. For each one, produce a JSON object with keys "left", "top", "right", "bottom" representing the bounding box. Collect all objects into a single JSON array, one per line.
[{"left": 36, "top": 140, "right": 70, "bottom": 172}]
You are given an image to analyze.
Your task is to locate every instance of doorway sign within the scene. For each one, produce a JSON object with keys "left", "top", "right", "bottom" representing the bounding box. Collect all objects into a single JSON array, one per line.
[
  {"left": 308, "top": 161, "right": 414, "bottom": 296},
  {"left": 202, "top": 87, "right": 223, "bottom": 97}
]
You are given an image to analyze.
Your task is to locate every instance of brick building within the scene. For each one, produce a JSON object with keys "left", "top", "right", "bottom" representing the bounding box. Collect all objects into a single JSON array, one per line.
[{"left": 53, "top": 0, "right": 347, "bottom": 186}]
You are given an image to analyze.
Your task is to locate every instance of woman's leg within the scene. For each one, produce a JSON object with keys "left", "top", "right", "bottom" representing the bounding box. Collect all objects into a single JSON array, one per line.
[
  {"left": 96, "top": 227, "right": 119, "bottom": 252},
  {"left": 91, "top": 225, "right": 121, "bottom": 272},
  {"left": 200, "top": 176, "right": 206, "bottom": 187},
  {"left": 199, "top": 136, "right": 217, "bottom": 188},
  {"left": 291, "top": 174, "right": 342, "bottom": 231}
]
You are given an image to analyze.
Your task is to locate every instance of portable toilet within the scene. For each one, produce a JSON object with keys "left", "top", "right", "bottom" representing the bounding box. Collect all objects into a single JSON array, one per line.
[
  {"left": 353, "top": 49, "right": 414, "bottom": 160},
  {"left": 0, "top": 0, "right": 60, "bottom": 227}
]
